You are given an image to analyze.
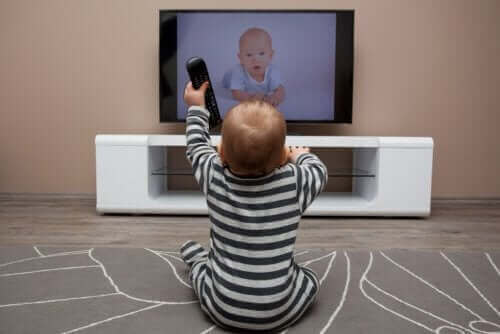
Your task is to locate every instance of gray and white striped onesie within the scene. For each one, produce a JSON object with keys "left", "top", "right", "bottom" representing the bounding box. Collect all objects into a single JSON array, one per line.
[{"left": 180, "top": 106, "right": 328, "bottom": 332}]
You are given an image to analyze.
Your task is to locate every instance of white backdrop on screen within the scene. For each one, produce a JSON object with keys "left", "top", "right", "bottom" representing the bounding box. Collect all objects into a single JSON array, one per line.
[{"left": 177, "top": 12, "right": 336, "bottom": 121}]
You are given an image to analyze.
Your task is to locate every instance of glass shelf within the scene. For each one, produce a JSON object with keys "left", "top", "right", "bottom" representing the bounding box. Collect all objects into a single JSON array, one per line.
[{"left": 152, "top": 167, "right": 375, "bottom": 178}]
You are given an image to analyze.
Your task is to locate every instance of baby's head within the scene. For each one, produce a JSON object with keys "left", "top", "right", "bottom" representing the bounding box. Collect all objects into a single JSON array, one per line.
[
  {"left": 238, "top": 28, "right": 274, "bottom": 79},
  {"left": 220, "top": 100, "right": 287, "bottom": 177}
]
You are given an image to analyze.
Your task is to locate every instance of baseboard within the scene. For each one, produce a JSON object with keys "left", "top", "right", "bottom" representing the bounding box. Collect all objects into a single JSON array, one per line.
[
  {"left": 2, "top": 193, "right": 499, "bottom": 205},
  {"left": 432, "top": 197, "right": 500, "bottom": 205},
  {"left": 0, "top": 192, "right": 96, "bottom": 200}
]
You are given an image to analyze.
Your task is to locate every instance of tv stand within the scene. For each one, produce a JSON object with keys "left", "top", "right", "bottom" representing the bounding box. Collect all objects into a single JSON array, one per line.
[{"left": 95, "top": 135, "right": 433, "bottom": 216}]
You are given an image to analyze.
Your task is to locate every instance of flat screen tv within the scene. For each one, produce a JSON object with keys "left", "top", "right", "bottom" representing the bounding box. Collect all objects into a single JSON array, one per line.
[{"left": 159, "top": 10, "right": 354, "bottom": 123}]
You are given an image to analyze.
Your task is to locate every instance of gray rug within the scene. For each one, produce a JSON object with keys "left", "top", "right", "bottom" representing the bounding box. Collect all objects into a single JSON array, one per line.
[{"left": 1, "top": 247, "right": 499, "bottom": 334}]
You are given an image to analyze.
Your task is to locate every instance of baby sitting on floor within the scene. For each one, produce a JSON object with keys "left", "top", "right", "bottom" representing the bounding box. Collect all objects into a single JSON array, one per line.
[{"left": 180, "top": 81, "right": 327, "bottom": 332}]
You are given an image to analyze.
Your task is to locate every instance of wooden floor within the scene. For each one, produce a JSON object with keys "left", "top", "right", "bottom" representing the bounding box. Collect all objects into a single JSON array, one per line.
[{"left": 1, "top": 194, "right": 499, "bottom": 250}]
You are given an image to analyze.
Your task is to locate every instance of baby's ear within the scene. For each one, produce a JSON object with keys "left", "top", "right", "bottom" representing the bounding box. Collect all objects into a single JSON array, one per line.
[
  {"left": 218, "top": 142, "right": 227, "bottom": 164},
  {"left": 280, "top": 145, "right": 288, "bottom": 166}
]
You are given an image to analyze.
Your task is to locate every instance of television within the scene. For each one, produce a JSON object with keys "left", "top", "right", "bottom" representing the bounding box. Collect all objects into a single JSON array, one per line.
[{"left": 159, "top": 10, "right": 354, "bottom": 123}]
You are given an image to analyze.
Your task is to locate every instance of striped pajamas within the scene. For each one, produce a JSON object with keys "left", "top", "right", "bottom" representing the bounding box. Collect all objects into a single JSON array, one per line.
[{"left": 181, "top": 106, "right": 328, "bottom": 332}]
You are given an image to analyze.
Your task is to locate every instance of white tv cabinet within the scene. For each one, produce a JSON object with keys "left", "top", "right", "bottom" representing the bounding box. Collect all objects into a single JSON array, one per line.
[{"left": 95, "top": 135, "right": 433, "bottom": 217}]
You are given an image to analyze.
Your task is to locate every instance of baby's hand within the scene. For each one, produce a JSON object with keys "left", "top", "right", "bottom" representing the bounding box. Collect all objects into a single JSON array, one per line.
[
  {"left": 287, "top": 146, "right": 310, "bottom": 163},
  {"left": 264, "top": 94, "right": 280, "bottom": 107},
  {"left": 184, "top": 81, "right": 209, "bottom": 107},
  {"left": 266, "top": 85, "right": 285, "bottom": 106},
  {"left": 252, "top": 93, "right": 266, "bottom": 100}
]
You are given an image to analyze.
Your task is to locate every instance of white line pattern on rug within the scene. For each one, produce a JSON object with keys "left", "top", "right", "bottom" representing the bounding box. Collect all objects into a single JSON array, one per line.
[
  {"left": 280, "top": 251, "right": 339, "bottom": 334},
  {"left": 60, "top": 303, "right": 167, "bottom": 334},
  {"left": 469, "top": 319, "right": 500, "bottom": 333},
  {"left": 360, "top": 252, "right": 436, "bottom": 333},
  {"left": 300, "top": 251, "right": 337, "bottom": 267},
  {"left": 89, "top": 248, "right": 198, "bottom": 305},
  {"left": 372, "top": 251, "right": 500, "bottom": 333},
  {"left": 145, "top": 248, "right": 192, "bottom": 289},
  {"left": 0, "top": 265, "right": 100, "bottom": 277},
  {"left": 293, "top": 250, "right": 310, "bottom": 258},
  {"left": 0, "top": 248, "right": 498, "bottom": 333},
  {"left": 364, "top": 278, "right": 475, "bottom": 333},
  {"left": 33, "top": 246, "right": 45, "bottom": 257},
  {"left": 199, "top": 324, "right": 216, "bottom": 333},
  {"left": 485, "top": 253, "right": 500, "bottom": 277},
  {"left": 441, "top": 252, "right": 500, "bottom": 317},
  {"left": 380, "top": 251, "right": 485, "bottom": 320},
  {"left": 319, "top": 251, "right": 351, "bottom": 334},
  {"left": 155, "top": 251, "right": 183, "bottom": 262},
  {"left": 0, "top": 250, "right": 90, "bottom": 268},
  {"left": 0, "top": 293, "right": 120, "bottom": 308}
]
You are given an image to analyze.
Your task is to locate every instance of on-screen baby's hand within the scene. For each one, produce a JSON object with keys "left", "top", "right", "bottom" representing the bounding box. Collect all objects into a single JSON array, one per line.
[
  {"left": 184, "top": 81, "right": 209, "bottom": 107},
  {"left": 264, "top": 94, "right": 280, "bottom": 107},
  {"left": 252, "top": 93, "right": 266, "bottom": 100},
  {"left": 287, "top": 146, "right": 310, "bottom": 164}
]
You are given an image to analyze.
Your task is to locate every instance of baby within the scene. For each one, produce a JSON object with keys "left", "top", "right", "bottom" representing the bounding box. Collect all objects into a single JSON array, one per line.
[
  {"left": 181, "top": 81, "right": 327, "bottom": 332},
  {"left": 222, "top": 27, "right": 285, "bottom": 107}
]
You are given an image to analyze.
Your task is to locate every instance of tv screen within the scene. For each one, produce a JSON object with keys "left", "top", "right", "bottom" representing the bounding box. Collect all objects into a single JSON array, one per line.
[{"left": 159, "top": 10, "right": 354, "bottom": 123}]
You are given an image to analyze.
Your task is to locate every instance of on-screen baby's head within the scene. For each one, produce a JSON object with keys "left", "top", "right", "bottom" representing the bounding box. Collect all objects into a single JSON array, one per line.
[{"left": 238, "top": 28, "right": 274, "bottom": 79}]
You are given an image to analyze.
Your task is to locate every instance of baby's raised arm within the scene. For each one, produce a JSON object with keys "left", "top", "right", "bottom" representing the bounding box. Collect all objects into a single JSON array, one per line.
[
  {"left": 288, "top": 146, "right": 328, "bottom": 213},
  {"left": 184, "top": 81, "right": 218, "bottom": 195}
]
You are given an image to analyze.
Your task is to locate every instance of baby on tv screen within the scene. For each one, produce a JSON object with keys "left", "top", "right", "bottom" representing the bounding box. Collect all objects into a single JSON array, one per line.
[{"left": 159, "top": 10, "right": 353, "bottom": 123}]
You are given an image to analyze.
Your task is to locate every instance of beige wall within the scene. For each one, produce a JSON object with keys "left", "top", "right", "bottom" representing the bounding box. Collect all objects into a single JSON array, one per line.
[{"left": 1, "top": 0, "right": 499, "bottom": 197}]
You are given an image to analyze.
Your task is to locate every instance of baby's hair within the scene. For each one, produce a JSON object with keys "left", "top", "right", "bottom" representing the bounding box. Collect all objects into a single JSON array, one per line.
[
  {"left": 222, "top": 99, "right": 286, "bottom": 175},
  {"left": 239, "top": 27, "right": 273, "bottom": 49}
]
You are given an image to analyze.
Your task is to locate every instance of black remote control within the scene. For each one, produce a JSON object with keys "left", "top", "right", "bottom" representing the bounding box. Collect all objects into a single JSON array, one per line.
[{"left": 186, "top": 57, "right": 222, "bottom": 129}]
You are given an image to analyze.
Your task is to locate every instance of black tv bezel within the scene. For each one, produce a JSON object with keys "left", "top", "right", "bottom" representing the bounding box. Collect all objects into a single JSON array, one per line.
[{"left": 159, "top": 9, "right": 354, "bottom": 124}]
